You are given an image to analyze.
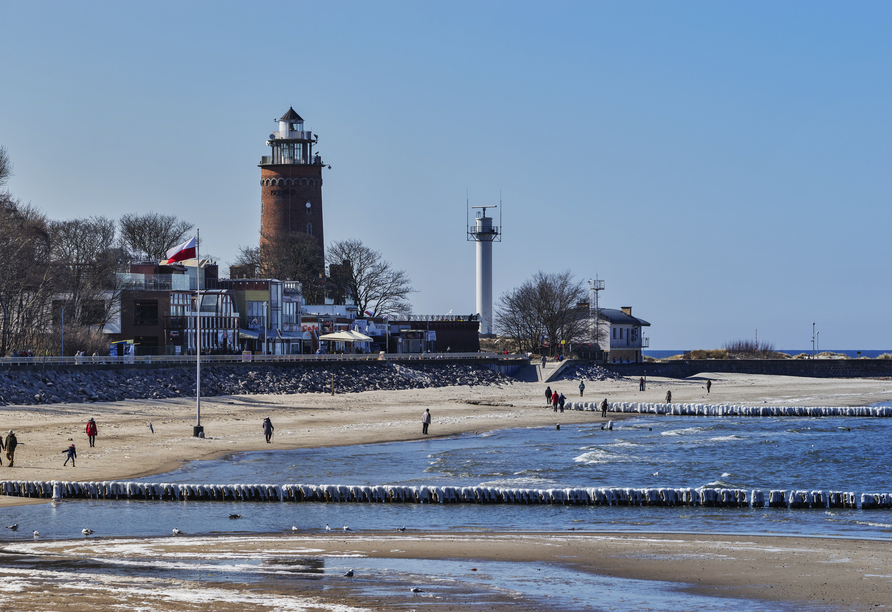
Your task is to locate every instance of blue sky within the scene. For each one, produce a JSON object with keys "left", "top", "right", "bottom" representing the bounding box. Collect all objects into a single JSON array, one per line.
[{"left": 2, "top": 1, "right": 890, "bottom": 349}]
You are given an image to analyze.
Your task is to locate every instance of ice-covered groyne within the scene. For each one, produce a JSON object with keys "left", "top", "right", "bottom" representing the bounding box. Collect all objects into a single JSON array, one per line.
[
  {"left": 2, "top": 480, "right": 890, "bottom": 510},
  {"left": 570, "top": 401, "right": 892, "bottom": 417}
]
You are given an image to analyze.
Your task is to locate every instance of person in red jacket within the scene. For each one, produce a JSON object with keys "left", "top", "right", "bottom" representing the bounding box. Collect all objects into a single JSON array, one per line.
[
  {"left": 552, "top": 391, "right": 559, "bottom": 412},
  {"left": 85, "top": 418, "right": 97, "bottom": 448}
]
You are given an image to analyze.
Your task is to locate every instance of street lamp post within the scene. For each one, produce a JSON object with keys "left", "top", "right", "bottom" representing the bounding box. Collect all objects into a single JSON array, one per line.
[
  {"left": 812, "top": 322, "right": 815, "bottom": 359},
  {"left": 817, "top": 331, "right": 819, "bottom": 356}
]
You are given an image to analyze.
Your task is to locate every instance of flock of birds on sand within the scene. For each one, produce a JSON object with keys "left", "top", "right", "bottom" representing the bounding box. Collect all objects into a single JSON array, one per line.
[
  {"left": 7, "top": 519, "right": 424, "bottom": 593},
  {"left": 6, "top": 519, "right": 412, "bottom": 538}
]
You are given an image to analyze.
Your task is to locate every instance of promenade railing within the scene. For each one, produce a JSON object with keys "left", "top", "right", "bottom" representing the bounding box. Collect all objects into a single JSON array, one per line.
[{"left": 0, "top": 352, "right": 525, "bottom": 367}]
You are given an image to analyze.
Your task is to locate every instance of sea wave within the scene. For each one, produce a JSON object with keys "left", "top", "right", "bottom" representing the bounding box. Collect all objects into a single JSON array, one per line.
[
  {"left": 574, "top": 449, "right": 639, "bottom": 464},
  {"left": 661, "top": 427, "right": 705, "bottom": 437}
]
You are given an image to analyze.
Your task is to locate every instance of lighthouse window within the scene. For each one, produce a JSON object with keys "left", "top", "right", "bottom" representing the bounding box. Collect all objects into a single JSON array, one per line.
[{"left": 307, "top": 223, "right": 313, "bottom": 236}]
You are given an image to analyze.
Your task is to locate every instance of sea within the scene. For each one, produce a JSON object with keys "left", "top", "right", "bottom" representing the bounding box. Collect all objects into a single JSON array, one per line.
[
  {"left": 3, "top": 405, "right": 891, "bottom": 610},
  {"left": 645, "top": 349, "right": 891, "bottom": 359},
  {"left": 3, "top": 409, "right": 891, "bottom": 540}
]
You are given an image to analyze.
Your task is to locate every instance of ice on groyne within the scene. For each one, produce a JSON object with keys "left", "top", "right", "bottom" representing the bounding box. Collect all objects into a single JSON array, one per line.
[
  {"left": 569, "top": 401, "right": 892, "bottom": 417},
  {"left": 1, "top": 480, "right": 889, "bottom": 510}
]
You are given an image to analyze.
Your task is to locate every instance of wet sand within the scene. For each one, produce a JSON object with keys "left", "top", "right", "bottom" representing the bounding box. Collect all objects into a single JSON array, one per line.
[{"left": 1, "top": 370, "right": 891, "bottom": 609}]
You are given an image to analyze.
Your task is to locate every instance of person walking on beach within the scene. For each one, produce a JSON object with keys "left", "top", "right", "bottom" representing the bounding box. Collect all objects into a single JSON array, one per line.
[
  {"left": 552, "top": 391, "right": 559, "bottom": 412},
  {"left": 558, "top": 393, "right": 565, "bottom": 413},
  {"left": 639, "top": 377, "right": 645, "bottom": 392},
  {"left": 0, "top": 433, "right": 5, "bottom": 467},
  {"left": 5, "top": 431, "right": 17, "bottom": 467},
  {"left": 421, "top": 408, "right": 431, "bottom": 435},
  {"left": 85, "top": 418, "right": 97, "bottom": 448},
  {"left": 665, "top": 389, "right": 672, "bottom": 403},
  {"left": 62, "top": 444, "right": 76, "bottom": 467},
  {"left": 579, "top": 380, "right": 585, "bottom": 397},
  {"left": 262, "top": 417, "right": 274, "bottom": 443},
  {"left": 600, "top": 398, "right": 608, "bottom": 417},
  {"left": 541, "top": 355, "right": 546, "bottom": 369},
  {"left": 544, "top": 386, "right": 552, "bottom": 407},
  {"left": 706, "top": 380, "right": 712, "bottom": 394}
]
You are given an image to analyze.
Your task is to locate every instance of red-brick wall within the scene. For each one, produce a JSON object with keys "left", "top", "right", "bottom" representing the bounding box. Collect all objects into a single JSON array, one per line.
[{"left": 260, "top": 165, "right": 324, "bottom": 252}]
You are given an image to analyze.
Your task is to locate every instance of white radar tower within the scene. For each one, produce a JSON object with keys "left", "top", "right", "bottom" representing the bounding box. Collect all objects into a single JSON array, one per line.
[
  {"left": 589, "top": 276, "right": 605, "bottom": 345},
  {"left": 467, "top": 200, "right": 502, "bottom": 335}
]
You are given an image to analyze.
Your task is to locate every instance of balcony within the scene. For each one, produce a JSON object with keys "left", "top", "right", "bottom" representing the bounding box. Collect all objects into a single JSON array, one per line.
[
  {"left": 268, "top": 130, "right": 314, "bottom": 141},
  {"left": 611, "top": 337, "right": 649, "bottom": 349},
  {"left": 259, "top": 155, "right": 325, "bottom": 166}
]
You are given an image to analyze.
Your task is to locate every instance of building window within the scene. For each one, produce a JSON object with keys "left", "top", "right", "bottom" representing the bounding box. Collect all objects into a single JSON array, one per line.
[
  {"left": 612, "top": 328, "right": 616, "bottom": 339},
  {"left": 307, "top": 223, "right": 312, "bottom": 236},
  {"left": 134, "top": 300, "right": 158, "bottom": 326}
]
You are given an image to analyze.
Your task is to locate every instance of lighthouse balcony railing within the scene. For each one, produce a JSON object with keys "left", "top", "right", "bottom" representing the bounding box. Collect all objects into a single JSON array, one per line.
[
  {"left": 268, "top": 130, "right": 313, "bottom": 141},
  {"left": 468, "top": 225, "right": 499, "bottom": 235},
  {"left": 260, "top": 155, "right": 325, "bottom": 166}
]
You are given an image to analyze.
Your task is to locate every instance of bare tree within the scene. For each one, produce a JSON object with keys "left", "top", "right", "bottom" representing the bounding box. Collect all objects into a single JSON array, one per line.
[
  {"left": 0, "top": 146, "right": 11, "bottom": 188},
  {"left": 0, "top": 195, "right": 55, "bottom": 355},
  {"left": 494, "top": 270, "right": 587, "bottom": 355},
  {"left": 230, "top": 233, "right": 325, "bottom": 302},
  {"left": 327, "top": 239, "right": 413, "bottom": 317},
  {"left": 49, "top": 216, "right": 125, "bottom": 330},
  {"left": 119, "top": 213, "right": 194, "bottom": 262},
  {"left": 494, "top": 282, "right": 543, "bottom": 353},
  {"left": 231, "top": 244, "right": 260, "bottom": 277}
]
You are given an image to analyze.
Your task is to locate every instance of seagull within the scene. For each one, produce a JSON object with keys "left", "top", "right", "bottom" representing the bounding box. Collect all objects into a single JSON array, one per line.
[
  {"left": 32, "top": 530, "right": 39, "bottom": 537},
  {"left": 6, "top": 524, "right": 17, "bottom": 531},
  {"left": 410, "top": 587, "right": 422, "bottom": 593},
  {"left": 228, "top": 514, "right": 242, "bottom": 519},
  {"left": 344, "top": 569, "right": 354, "bottom": 577},
  {"left": 291, "top": 526, "right": 298, "bottom": 531},
  {"left": 397, "top": 526, "right": 406, "bottom": 532},
  {"left": 653, "top": 471, "right": 659, "bottom": 476},
  {"left": 172, "top": 528, "right": 182, "bottom": 536},
  {"left": 325, "top": 524, "right": 331, "bottom": 531},
  {"left": 82, "top": 529, "right": 94, "bottom": 536},
  {"left": 342, "top": 525, "right": 351, "bottom": 532}
]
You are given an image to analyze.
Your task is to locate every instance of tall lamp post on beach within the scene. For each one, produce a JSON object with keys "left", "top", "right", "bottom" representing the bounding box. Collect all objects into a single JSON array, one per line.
[{"left": 812, "top": 322, "right": 815, "bottom": 358}]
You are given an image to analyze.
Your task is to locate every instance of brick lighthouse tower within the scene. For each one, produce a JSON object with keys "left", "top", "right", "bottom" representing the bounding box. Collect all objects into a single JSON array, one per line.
[{"left": 259, "top": 107, "right": 326, "bottom": 254}]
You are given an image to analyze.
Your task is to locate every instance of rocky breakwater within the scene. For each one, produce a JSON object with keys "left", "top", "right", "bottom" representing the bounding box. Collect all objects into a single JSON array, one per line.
[
  {"left": 0, "top": 363, "right": 511, "bottom": 406},
  {"left": 555, "top": 362, "right": 624, "bottom": 381}
]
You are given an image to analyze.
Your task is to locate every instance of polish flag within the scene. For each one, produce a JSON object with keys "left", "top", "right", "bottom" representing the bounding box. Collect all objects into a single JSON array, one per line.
[{"left": 165, "top": 236, "right": 197, "bottom": 264}]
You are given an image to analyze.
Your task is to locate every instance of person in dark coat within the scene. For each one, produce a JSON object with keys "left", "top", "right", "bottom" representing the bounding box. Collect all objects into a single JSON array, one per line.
[
  {"left": 262, "top": 418, "right": 274, "bottom": 443},
  {"left": 706, "top": 380, "right": 712, "bottom": 394},
  {"left": 85, "top": 418, "right": 98, "bottom": 448},
  {"left": 544, "top": 386, "right": 552, "bottom": 407},
  {"left": 579, "top": 380, "right": 585, "bottom": 397},
  {"left": 558, "top": 393, "right": 565, "bottom": 413},
  {"left": 5, "top": 431, "right": 17, "bottom": 467},
  {"left": 63, "top": 444, "right": 77, "bottom": 467},
  {"left": 600, "top": 398, "right": 608, "bottom": 417},
  {"left": 665, "top": 389, "right": 672, "bottom": 403}
]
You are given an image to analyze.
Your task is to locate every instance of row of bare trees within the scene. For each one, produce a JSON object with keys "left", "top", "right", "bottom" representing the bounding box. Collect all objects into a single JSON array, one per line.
[
  {"left": 0, "top": 146, "right": 195, "bottom": 356},
  {"left": 494, "top": 270, "right": 595, "bottom": 355}
]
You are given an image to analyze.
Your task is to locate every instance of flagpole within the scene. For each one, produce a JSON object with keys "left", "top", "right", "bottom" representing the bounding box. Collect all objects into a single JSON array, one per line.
[{"left": 194, "top": 229, "right": 203, "bottom": 437}]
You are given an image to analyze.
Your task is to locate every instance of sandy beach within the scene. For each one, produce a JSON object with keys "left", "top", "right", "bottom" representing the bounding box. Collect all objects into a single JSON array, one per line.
[{"left": 1, "top": 369, "right": 891, "bottom": 609}]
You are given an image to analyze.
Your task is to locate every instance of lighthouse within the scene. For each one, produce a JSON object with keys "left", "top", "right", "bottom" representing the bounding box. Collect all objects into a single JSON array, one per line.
[
  {"left": 259, "top": 107, "right": 326, "bottom": 255},
  {"left": 468, "top": 204, "right": 501, "bottom": 335}
]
